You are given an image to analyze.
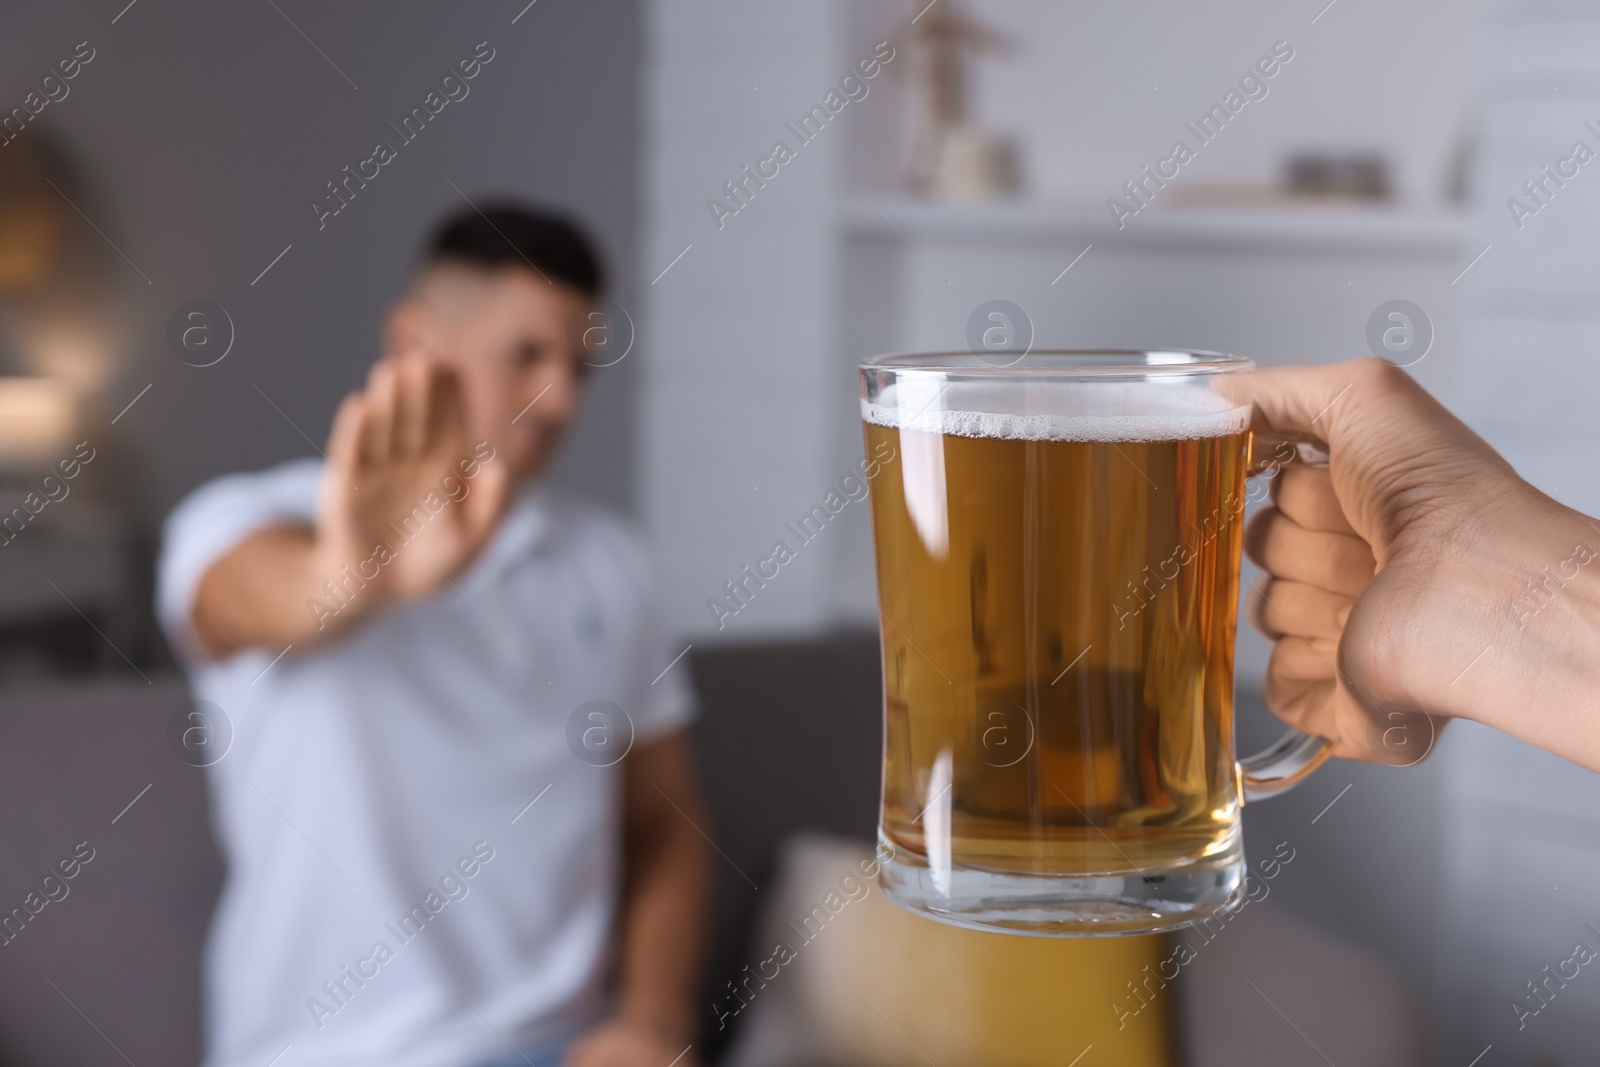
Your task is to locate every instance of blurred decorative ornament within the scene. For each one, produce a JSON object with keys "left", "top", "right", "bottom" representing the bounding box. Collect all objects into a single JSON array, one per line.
[
  {"left": 1284, "top": 151, "right": 1391, "bottom": 202},
  {"left": 892, "top": 0, "right": 1019, "bottom": 201},
  {"left": 924, "top": 122, "right": 1019, "bottom": 201}
]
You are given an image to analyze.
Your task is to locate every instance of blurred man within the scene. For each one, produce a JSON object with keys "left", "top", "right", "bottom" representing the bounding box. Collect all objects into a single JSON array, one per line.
[{"left": 158, "top": 206, "right": 708, "bottom": 1067}]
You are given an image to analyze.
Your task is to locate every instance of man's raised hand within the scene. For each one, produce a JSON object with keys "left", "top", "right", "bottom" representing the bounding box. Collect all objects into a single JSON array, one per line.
[{"left": 316, "top": 353, "right": 511, "bottom": 616}]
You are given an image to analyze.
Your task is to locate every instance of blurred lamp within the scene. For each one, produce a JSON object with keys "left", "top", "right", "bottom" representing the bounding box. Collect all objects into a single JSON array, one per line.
[{"left": 0, "top": 376, "right": 75, "bottom": 466}]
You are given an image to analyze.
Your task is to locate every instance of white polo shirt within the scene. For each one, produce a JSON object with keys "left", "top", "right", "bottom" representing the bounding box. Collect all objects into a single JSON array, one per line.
[{"left": 157, "top": 458, "right": 694, "bottom": 1067}]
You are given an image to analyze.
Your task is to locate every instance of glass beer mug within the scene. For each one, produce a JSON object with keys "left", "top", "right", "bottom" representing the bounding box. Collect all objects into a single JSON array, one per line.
[{"left": 859, "top": 350, "right": 1329, "bottom": 935}]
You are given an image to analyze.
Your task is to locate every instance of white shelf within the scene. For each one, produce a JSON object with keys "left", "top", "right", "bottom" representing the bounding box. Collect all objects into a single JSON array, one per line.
[{"left": 840, "top": 194, "right": 1471, "bottom": 258}]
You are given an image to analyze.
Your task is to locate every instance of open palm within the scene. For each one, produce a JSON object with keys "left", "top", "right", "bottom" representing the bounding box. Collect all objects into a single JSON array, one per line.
[{"left": 317, "top": 355, "right": 510, "bottom": 607}]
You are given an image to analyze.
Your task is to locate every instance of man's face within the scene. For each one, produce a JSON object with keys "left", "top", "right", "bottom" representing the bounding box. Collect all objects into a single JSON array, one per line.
[{"left": 388, "top": 265, "right": 593, "bottom": 482}]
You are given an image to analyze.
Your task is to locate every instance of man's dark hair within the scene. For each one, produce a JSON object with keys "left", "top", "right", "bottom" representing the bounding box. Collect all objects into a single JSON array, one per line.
[{"left": 426, "top": 203, "right": 604, "bottom": 296}]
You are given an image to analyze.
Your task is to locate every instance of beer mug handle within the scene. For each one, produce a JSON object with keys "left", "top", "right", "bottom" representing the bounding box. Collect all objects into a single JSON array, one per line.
[{"left": 1238, "top": 433, "right": 1334, "bottom": 802}]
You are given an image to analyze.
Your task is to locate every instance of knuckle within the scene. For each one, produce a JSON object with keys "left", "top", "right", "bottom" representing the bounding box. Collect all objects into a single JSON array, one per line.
[{"left": 1350, "top": 356, "right": 1418, "bottom": 403}]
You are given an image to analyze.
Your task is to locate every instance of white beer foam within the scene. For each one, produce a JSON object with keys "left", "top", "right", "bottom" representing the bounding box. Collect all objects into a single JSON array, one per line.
[{"left": 862, "top": 379, "right": 1249, "bottom": 442}]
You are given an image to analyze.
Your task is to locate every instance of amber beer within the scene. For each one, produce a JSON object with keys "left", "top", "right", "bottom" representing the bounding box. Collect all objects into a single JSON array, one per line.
[
  {"left": 867, "top": 418, "right": 1248, "bottom": 864},
  {"left": 857, "top": 351, "right": 1313, "bottom": 936}
]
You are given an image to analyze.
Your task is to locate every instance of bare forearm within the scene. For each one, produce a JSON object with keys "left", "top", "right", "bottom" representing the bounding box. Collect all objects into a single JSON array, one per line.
[
  {"left": 191, "top": 525, "right": 373, "bottom": 658},
  {"left": 615, "top": 735, "right": 711, "bottom": 1044},
  {"left": 616, "top": 816, "right": 709, "bottom": 1042},
  {"left": 1454, "top": 495, "right": 1600, "bottom": 770}
]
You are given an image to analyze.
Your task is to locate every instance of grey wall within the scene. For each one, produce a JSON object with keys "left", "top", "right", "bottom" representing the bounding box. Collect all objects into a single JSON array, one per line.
[{"left": 0, "top": 0, "right": 642, "bottom": 523}]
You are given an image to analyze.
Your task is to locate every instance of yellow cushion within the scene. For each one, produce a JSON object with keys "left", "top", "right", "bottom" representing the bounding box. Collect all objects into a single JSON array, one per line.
[{"left": 723, "top": 835, "right": 1174, "bottom": 1067}]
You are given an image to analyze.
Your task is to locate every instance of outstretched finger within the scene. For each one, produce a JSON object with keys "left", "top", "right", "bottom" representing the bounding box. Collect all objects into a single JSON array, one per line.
[
  {"left": 393, "top": 357, "right": 431, "bottom": 458},
  {"left": 461, "top": 446, "right": 512, "bottom": 538},
  {"left": 426, "top": 363, "right": 470, "bottom": 456},
  {"left": 327, "top": 391, "right": 365, "bottom": 475},
  {"left": 361, "top": 361, "right": 399, "bottom": 465}
]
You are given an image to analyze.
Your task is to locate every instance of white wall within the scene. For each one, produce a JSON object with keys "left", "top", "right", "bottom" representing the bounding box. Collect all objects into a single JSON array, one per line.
[{"left": 641, "top": 0, "right": 853, "bottom": 639}]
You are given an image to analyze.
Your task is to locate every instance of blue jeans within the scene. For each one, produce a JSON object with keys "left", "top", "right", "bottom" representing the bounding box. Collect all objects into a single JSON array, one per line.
[{"left": 473, "top": 1046, "right": 566, "bottom": 1067}]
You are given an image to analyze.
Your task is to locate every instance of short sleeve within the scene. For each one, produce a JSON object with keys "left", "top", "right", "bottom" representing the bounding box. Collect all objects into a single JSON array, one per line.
[
  {"left": 613, "top": 531, "right": 697, "bottom": 744},
  {"left": 630, "top": 607, "right": 697, "bottom": 744},
  {"left": 155, "top": 458, "right": 323, "bottom": 664}
]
